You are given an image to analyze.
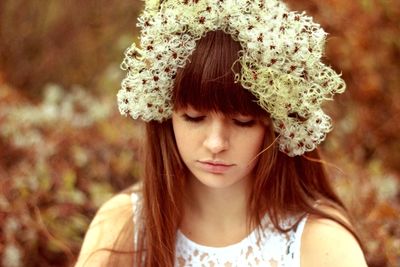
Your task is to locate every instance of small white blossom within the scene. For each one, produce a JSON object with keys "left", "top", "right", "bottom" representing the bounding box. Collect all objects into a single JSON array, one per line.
[{"left": 2, "top": 244, "right": 22, "bottom": 267}]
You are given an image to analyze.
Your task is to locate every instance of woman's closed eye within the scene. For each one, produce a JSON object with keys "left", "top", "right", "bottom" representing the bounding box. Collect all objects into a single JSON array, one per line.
[
  {"left": 233, "top": 119, "right": 256, "bottom": 127},
  {"left": 181, "top": 113, "right": 257, "bottom": 127},
  {"left": 182, "top": 114, "right": 205, "bottom": 122}
]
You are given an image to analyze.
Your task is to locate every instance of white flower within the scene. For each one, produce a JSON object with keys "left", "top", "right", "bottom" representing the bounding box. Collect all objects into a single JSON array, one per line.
[{"left": 117, "top": 0, "right": 346, "bottom": 156}]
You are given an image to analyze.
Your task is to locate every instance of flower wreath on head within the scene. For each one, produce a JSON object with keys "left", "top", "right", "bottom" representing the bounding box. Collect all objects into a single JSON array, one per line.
[{"left": 117, "top": 0, "right": 346, "bottom": 156}]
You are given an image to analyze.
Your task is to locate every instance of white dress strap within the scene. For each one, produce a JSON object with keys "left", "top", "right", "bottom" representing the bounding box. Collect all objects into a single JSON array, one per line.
[
  {"left": 287, "top": 215, "right": 308, "bottom": 267},
  {"left": 130, "top": 192, "right": 142, "bottom": 250}
]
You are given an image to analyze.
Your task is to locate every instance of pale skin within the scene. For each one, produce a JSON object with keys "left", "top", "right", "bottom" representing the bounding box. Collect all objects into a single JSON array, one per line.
[
  {"left": 172, "top": 107, "right": 266, "bottom": 246},
  {"left": 76, "top": 108, "right": 368, "bottom": 267}
]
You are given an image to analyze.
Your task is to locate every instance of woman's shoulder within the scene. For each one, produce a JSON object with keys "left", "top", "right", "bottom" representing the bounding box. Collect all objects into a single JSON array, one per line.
[
  {"left": 75, "top": 183, "right": 142, "bottom": 267},
  {"left": 300, "top": 205, "right": 368, "bottom": 267}
]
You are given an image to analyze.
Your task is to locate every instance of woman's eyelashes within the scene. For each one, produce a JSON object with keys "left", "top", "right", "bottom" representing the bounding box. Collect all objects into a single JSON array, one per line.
[
  {"left": 182, "top": 114, "right": 256, "bottom": 127},
  {"left": 182, "top": 114, "right": 205, "bottom": 122},
  {"left": 233, "top": 119, "right": 256, "bottom": 127}
]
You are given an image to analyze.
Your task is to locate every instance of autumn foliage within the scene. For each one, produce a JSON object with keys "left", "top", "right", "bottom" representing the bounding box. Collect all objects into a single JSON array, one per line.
[{"left": 0, "top": 0, "right": 399, "bottom": 266}]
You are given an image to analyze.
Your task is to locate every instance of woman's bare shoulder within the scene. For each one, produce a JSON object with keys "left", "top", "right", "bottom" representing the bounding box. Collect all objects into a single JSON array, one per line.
[
  {"left": 75, "top": 186, "right": 140, "bottom": 267},
  {"left": 300, "top": 206, "right": 368, "bottom": 267}
]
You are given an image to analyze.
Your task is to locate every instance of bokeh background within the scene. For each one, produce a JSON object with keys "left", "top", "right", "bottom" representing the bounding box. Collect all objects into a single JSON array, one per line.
[{"left": 0, "top": 0, "right": 399, "bottom": 266}]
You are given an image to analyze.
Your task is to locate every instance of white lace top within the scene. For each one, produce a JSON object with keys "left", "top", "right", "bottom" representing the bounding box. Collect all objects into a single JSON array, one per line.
[{"left": 131, "top": 193, "right": 307, "bottom": 267}]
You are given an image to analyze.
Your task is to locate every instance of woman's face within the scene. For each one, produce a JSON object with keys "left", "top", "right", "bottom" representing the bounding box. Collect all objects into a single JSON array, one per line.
[{"left": 172, "top": 106, "right": 267, "bottom": 190}]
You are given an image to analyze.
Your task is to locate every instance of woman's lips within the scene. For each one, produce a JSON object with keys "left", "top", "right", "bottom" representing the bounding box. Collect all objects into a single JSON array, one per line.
[{"left": 197, "top": 161, "right": 235, "bottom": 174}]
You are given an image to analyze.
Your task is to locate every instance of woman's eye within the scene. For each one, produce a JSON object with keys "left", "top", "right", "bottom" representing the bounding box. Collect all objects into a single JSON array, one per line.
[
  {"left": 233, "top": 119, "right": 256, "bottom": 127},
  {"left": 182, "top": 114, "right": 205, "bottom": 122}
]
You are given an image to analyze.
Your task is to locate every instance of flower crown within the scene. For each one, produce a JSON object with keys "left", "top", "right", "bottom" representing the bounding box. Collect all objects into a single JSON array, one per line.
[{"left": 117, "top": 0, "right": 346, "bottom": 156}]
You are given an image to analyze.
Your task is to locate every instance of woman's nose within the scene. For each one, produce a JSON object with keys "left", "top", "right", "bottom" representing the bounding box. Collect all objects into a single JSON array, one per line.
[{"left": 203, "top": 120, "right": 229, "bottom": 154}]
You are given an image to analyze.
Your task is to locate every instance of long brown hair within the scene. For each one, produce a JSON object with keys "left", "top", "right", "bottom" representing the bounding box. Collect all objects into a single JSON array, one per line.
[{"left": 107, "top": 30, "right": 361, "bottom": 266}]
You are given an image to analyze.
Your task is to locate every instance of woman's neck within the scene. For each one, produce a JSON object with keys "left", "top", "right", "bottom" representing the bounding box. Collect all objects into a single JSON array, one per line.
[{"left": 180, "top": 174, "right": 252, "bottom": 246}]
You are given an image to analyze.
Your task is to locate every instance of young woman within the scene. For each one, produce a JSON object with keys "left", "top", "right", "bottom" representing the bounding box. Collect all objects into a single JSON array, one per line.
[{"left": 76, "top": 0, "right": 368, "bottom": 266}]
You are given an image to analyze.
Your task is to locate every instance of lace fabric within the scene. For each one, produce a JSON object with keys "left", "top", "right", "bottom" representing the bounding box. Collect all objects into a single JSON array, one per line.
[
  {"left": 175, "top": 215, "right": 307, "bottom": 267},
  {"left": 131, "top": 192, "right": 307, "bottom": 267}
]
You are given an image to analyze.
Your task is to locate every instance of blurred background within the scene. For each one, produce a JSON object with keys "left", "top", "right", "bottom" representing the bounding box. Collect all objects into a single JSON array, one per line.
[{"left": 0, "top": 0, "right": 399, "bottom": 266}]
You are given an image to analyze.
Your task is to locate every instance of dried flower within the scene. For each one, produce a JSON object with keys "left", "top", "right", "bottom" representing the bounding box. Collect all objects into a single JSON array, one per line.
[{"left": 117, "top": 0, "right": 346, "bottom": 156}]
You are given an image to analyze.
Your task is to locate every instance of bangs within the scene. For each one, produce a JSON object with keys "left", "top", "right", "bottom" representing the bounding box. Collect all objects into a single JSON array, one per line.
[{"left": 173, "top": 31, "right": 266, "bottom": 117}]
